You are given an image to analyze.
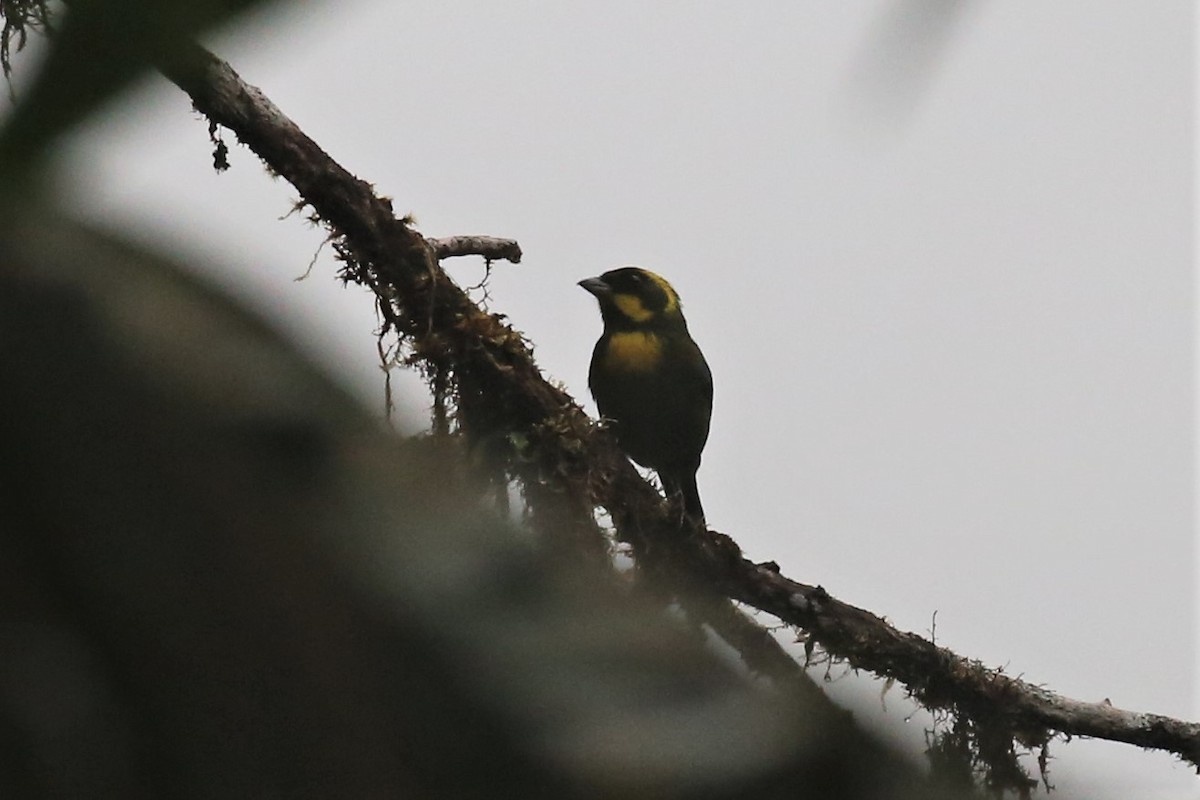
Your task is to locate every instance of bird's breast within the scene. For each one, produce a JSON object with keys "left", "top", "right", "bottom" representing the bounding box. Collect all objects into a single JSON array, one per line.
[{"left": 602, "top": 331, "right": 664, "bottom": 372}]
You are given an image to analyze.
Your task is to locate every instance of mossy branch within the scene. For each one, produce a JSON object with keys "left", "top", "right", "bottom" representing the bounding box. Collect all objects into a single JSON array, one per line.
[{"left": 157, "top": 40, "right": 1200, "bottom": 790}]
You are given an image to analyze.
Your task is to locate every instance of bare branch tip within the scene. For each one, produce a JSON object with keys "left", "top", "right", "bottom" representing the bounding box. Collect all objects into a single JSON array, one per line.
[{"left": 427, "top": 235, "right": 523, "bottom": 265}]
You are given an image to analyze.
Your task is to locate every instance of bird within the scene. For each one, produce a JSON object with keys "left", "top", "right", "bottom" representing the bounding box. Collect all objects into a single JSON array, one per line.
[{"left": 579, "top": 267, "right": 713, "bottom": 523}]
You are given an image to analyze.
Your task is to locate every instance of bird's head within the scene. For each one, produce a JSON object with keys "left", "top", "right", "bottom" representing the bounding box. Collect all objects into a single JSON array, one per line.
[{"left": 578, "top": 267, "right": 686, "bottom": 330}]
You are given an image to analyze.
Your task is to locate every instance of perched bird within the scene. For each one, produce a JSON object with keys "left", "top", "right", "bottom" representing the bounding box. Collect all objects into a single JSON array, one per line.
[{"left": 579, "top": 267, "right": 713, "bottom": 522}]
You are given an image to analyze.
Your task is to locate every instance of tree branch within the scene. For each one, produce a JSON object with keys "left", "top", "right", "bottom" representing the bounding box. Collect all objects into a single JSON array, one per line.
[
  {"left": 720, "top": 560, "right": 1200, "bottom": 766},
  {"left": 156, "top": 39, "right": 1200, "bottom": 781},
  {"left": 427, "top": 235, "right": 522, "bottom": 264}
]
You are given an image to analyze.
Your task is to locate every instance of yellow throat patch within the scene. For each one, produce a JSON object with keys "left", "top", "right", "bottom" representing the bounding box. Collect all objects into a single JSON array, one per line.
[
  {"left": 604, "top": 331, "right": 664, "bottom": 372},
  {"left": 613, "top": 294, "right": 654, "bottom": 323}
]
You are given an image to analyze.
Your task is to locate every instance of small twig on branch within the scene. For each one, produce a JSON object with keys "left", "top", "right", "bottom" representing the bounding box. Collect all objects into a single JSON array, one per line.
[
  {"left": 427, "top": 235, "right": 522, "bottom": 264},
  {"left": 156, "top": 39, "right": 1200, "bottom": 784}
]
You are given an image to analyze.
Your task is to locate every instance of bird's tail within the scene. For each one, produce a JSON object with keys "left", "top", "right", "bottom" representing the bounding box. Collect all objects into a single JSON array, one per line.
[{"left": 661, "top": 468, "right": 705, "bottom": 525}]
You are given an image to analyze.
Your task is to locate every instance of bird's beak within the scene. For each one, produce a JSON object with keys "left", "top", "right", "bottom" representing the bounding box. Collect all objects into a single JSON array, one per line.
[{"left": 578, "top": 277, "right": 611, "bottom": 297}]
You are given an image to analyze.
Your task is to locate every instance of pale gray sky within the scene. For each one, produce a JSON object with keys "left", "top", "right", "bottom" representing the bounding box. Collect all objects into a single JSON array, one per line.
[{"left": 29, "top": 1, "right": 1197, "bottom": 796}]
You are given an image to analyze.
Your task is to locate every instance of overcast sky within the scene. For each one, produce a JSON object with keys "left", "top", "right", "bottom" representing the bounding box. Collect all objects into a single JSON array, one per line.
[{"left": 23, "top": 1, "right": 1196, "bottom": 796}]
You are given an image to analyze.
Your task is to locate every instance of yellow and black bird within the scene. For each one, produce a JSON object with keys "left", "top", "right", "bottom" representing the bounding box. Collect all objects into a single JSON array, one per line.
[{"left": 579, "top": 267, "right": 712, "bottom": 523}]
